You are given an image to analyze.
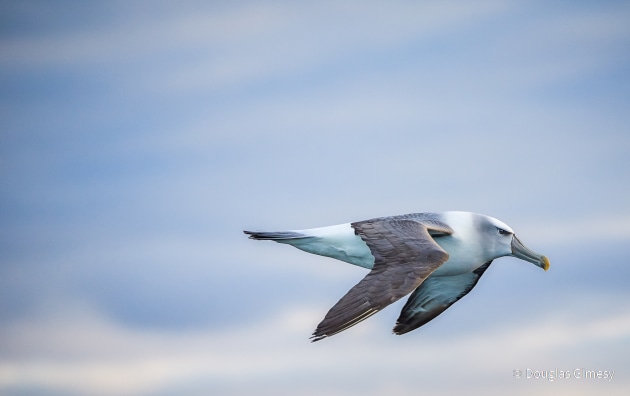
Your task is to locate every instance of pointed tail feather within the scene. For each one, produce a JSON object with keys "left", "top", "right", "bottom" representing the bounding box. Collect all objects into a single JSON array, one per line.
[{"left": 243, "top": 230, "right": 307, "bottom": 240}]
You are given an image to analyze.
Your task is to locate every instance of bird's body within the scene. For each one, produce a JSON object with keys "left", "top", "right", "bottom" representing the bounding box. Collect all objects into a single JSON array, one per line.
[{"left": 245, "top": 211, "right": 549, "bottom": 341}]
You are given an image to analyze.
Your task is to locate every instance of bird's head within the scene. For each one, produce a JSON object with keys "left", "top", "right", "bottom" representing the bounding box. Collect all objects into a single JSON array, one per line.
[{"left": 482, "top": 214, "right": 550, "bottom": 271}]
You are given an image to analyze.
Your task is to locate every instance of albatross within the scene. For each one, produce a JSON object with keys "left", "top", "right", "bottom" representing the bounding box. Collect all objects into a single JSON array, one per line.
[{"left": 244, "top": 211, "right": 549, "bottom": 341}]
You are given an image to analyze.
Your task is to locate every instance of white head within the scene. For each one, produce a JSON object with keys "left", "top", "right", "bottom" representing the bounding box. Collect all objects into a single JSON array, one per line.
[
  {"left": 475, "top": 213, "right": 549, "bottom": 270},
  {"left": 450, "top": 212, "right": 549, "bottom": 270}
]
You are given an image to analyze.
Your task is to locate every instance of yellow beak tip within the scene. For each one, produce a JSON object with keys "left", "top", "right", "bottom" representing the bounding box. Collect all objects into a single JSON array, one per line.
[{"left": 542, "top": 256, "right": 550, "bottom": 271}]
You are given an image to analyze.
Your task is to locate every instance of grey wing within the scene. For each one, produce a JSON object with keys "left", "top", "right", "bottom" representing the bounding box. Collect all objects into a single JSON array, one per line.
[
  {"left": 310, "top": 217, "right": 452, "bottom": 341},
  {"left": 393, "top": 260, "right": 493, "bottom": 335}
]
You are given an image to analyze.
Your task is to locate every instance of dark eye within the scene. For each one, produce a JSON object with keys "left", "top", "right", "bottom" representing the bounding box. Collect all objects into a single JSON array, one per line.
[{"left": 497, "top": 228, "right": 511, "bottom": 236}]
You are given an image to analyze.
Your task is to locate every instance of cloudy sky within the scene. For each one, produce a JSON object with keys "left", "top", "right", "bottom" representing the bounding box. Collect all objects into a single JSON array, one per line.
[{"left": 1, "top": 1, "right": 629, "bottom": 395}]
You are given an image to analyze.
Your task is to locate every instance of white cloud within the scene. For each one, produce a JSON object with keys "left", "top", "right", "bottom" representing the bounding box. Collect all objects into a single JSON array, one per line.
[
  {"left": 1, "top": 1, "right": 512, "bottom": 84},
  {"left": 0, "top": 301, "right": 627, "bottom": 395},
  {"left": 158, "top": 0, "right": 512, "bottom": 93},
  {"left": 517, "top": 214, "right": 630, "bottom": 246}
]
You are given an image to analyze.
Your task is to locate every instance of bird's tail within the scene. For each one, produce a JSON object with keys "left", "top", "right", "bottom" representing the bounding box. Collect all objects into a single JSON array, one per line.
[{"left": 243, "top": 230, "right": 308, "bottom": 240}]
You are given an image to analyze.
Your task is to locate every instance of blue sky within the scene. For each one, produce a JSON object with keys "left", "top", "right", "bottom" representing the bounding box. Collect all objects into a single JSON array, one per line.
[{"left": 1, "top": 1, "right": 629, "bottom": 395}]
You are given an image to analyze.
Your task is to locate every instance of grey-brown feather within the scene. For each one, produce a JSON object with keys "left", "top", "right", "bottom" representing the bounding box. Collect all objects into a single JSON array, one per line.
[{"left": 310, "top": 216, "right": 452, "bottom": 341}]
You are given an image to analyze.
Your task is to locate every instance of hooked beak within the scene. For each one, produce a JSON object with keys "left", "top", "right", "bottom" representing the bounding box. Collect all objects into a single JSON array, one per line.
[{"left": 511, "top": 235, "right": 550, "bottom": 271}]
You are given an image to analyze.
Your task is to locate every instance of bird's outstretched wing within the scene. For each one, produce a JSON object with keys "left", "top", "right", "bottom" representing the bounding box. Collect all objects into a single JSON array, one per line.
[
  {"left": 310, "top": 217, "right": 453, "bottom": 341},
  {"left": 393, "top": 260, "right": 493, "bottom": 335}
]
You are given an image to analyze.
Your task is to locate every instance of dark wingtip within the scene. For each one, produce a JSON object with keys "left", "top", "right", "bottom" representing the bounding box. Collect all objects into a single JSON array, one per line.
[
  {"left": 391, "top": 324, "right": 411, "bottom": 335},
  {"left": 310, "top": 334, "right": 327, "bottom": 343},
  {"left": 310, "top": 325, "right": 331, "bottom": 342},
  {"left": 392, "top": 311, "right": 443, "bottom": 335}
]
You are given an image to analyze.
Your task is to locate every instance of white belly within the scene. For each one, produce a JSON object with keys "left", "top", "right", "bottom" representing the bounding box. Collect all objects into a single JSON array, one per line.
[
  {"left": 286, "top": 223, "right": 375, "bottom": 269},
  {"left": 431, "top": 236, "right": 485, "bottom": 275}
]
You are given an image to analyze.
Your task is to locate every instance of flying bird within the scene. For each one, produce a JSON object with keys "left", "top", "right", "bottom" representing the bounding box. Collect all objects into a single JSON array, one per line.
[{"left": 244, "top": 211, "right": 549, "bottom": 341}]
